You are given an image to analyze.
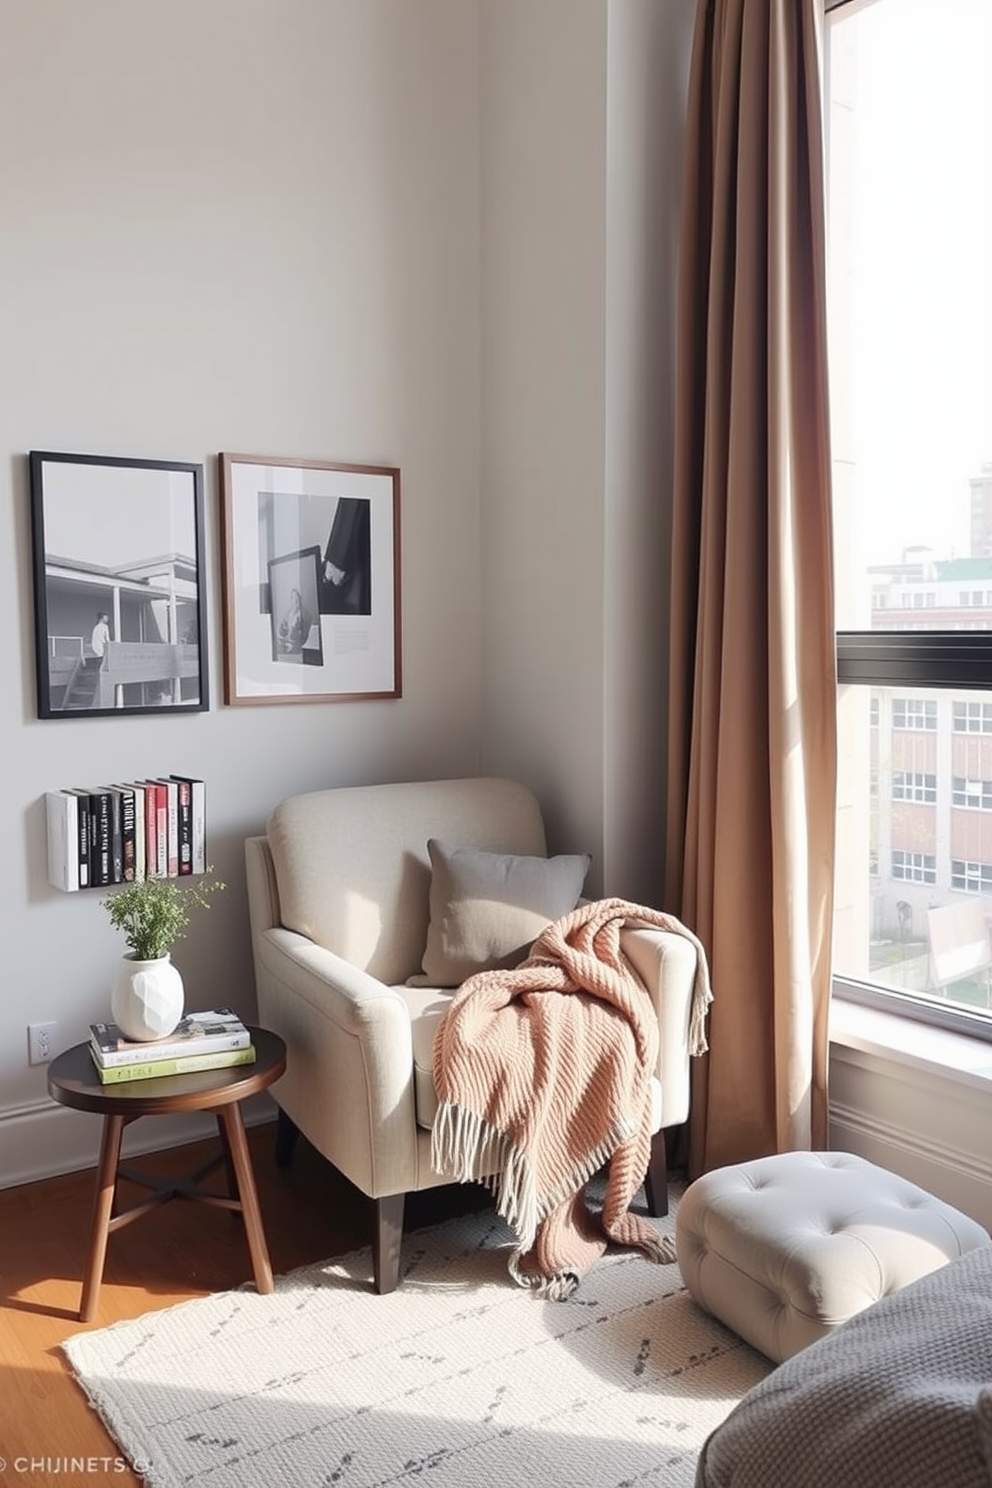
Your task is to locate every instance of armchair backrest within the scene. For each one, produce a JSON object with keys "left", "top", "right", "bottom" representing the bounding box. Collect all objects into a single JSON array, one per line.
[{"left": 264, "top": 777, "right": 548, "bottom": 984}]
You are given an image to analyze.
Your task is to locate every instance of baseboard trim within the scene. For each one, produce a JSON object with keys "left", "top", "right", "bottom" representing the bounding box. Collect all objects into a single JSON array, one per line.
[
  {"left": 830, "top": 1098, "right": 992, "bottom": 1185},
  {"left": 0, "top": 1092, "right": 278, "bottom": 1192},
  {"left": 829, "top": 1098, "right": 992, "bottom": 1230}
]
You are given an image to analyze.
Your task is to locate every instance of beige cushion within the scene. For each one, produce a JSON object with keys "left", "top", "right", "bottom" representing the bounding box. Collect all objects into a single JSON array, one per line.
[
  {"left": 398, "top": 981, "right": 456, "bottom": 1126},
  {"left": 676, "top": 1151, "right": 990, "bottom": 1364},
  {"left": 396, "top": 980, "right": 665, "bottom": 1133},
  {"left": 408, "top": 838, "right": 591, "bottom": 988}
]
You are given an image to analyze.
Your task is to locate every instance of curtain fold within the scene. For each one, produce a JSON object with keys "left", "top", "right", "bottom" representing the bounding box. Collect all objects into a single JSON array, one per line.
[{"left": 666, "top": 0, "right": 836, "bottom": 1175}]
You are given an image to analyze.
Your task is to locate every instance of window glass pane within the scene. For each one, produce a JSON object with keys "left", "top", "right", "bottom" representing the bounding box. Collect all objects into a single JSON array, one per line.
[
  {"left": 828, "top": 0, "right": 992, "bottom": 1027},
  {"left": 828, "top": 0, "right": 992, "bottom": 633},
  {"left": 835, "top": 684, "right": 992, "bottom": 1016}
]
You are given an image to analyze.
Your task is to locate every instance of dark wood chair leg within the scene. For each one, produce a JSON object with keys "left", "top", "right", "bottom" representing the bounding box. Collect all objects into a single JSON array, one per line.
[
  {"left": 274, "top": 1107, "right": 300, "bottom": 1169},
  {"left": 371, "top": 1193, "right": 405, "bottom": 1294},
  {"left": 643, "top": 1128, "right": 670, "bottom": 1218}
]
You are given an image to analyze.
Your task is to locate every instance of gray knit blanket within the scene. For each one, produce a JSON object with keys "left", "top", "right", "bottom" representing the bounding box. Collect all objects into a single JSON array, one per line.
[{"left": 696, "top": 1240, "right": 992, "bottom": 1488}]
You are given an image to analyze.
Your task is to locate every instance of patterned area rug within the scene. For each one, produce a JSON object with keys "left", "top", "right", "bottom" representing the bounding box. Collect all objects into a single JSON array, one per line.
[{"left": 63, "top": 1190, "right": 770, "bottom": 1488}]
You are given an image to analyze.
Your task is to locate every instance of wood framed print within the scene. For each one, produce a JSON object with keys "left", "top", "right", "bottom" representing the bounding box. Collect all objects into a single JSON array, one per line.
[
  {"left": 219, "top": 453, "right": 401, "bottom": 705},
  {"left": 29, "top": 451, "right": 208, "bottom": 719}
]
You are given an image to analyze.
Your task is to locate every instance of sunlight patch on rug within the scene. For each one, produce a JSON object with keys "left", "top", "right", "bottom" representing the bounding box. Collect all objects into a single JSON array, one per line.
[{"left": 63, "top": 1192, "right": 771, "bottom": 1488}]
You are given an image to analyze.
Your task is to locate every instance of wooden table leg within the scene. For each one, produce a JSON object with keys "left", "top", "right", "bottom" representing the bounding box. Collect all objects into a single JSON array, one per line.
[
  {"left": 80, "top": 1113, "right": 125, "bottom": 1322},
  {"left": 218, "top": 1103, "right": 274, "bottom": 1294},
  {"left": 215, "top": 1113, "right": 239, "bottom": 1208}
]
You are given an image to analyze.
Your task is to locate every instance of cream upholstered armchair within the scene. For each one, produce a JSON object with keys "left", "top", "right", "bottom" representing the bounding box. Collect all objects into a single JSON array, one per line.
[{"left": 245, "top": 777, "right": 701, "bottom": 1293}]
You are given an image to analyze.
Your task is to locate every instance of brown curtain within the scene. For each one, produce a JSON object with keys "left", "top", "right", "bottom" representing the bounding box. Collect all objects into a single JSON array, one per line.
[{"left": 666, "top": 0, "right": 836, "bottom": 1175}]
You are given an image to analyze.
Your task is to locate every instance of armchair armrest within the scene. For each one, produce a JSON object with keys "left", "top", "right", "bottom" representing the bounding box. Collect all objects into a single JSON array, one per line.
[
  {"left": 253, "top": 925, "right": 421, "bottom": 1197},
  {"left": 620, "top": 923, "right": 698, "bottom": 1127},
  {"left": 258, "top": 927, "right": 414, "bottom": 1043}
]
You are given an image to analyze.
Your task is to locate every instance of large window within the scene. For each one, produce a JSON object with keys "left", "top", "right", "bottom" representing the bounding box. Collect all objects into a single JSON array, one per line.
[{"left": 827, "top": 0, "right": 992, "bottom": 1031}]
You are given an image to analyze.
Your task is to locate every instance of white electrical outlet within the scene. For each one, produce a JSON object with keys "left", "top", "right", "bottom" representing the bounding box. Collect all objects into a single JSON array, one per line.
[{"left": 28, "top": 1021, "right": 57, "bottom": 1065}]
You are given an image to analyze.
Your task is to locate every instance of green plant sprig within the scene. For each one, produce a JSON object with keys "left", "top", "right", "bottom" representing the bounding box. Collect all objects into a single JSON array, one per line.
[{"left": 102, "top": 870, "right": 226, "bottom": 961}]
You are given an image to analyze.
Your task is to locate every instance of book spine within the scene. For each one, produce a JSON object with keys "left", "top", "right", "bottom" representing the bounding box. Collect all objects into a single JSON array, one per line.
[
  {"left": 91, "top": 790, "right": 112, "bottom": 886},
  {"left": 93, "top": 1046, "right": 256, "bottom": 1083},
  {"left": 93, "top": 1026, "right": 253, "bottom": 1067},
  {"left": 174, "top": 777, "right": 192, "bottom": 875},
  {"left": 83, "top": 792, "right": 99, "bottom": 886},
  {"left": 45, "top": 791, "right": 79, "bottom": 892},
  {"left": 118, "top": 786, "right": 136, "bottom": 882},
  {"left": 72, "top": 791, "right": 91, "bottom": 889},
  {"left": 191, "top": 779, "right": 206, "bottom": 875},
  {"left": 107, "top": 788, "right": 123, "bottom": 884},
  {"left": 146, "top": 781, "right": 168, "bottom": 878},
  {"left": 129, "top": 783, "right": 146, "bottom": 883},
  {"left": 142, "top": 782, "right": 158, "bottom": 879},
  {"left": 163, "top": 779, "right": 179, "bottom": 876},
  {"left": 172, "top": 776, "right": 206, "bottom": 875}
]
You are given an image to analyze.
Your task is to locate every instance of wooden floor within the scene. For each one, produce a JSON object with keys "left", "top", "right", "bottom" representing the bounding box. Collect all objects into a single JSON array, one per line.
[{"left": 0, "top": 1120, "right": 489, "bottom": 1488}]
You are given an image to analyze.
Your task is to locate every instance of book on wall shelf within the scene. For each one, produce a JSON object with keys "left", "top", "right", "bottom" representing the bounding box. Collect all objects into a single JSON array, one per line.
[
  {"left": 171, "top": 774, "right": 206, "bottom": 874},
  {"left": 89, "top": 1043, "right": 257, "bottom": 1085},
  {"left": 89, "top": 1007, "right": 251, "bottom": 1067},
  {"left": 45, "top": 790, "right": 80, "bottom": 893},
  {"left": 105, "top": 785, "right": 124, "bottom": 885},
  {"left": 140, "top": 780, "right": 160, "bottom": 879},
  {"left": 154, "top": 777, "right": 180, "bottom": 877},
  {"left": 83, "top": 786, "right": 113, "bottom": 887},
  {"left": 113, "top": 783, "right": 137, "bottom": 882},
  {"left": 172, "top": 775, "right": 193, "bottom": 875},
  {"left": 143, "top": 779, "right": 169, "bottom": 878},
  {"left": 120, "top": 781, "right": 146, "bottom": 884},
  {"left": 65, "top": 788, "right": 92, "bottom": 889},
  {"left": 44, "top": 774, "right": 209, "bottom": 891}
]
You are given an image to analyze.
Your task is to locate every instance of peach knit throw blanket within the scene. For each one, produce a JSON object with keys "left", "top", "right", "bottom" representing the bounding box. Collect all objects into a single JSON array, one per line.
[{"left": 431, "top": 896, "right": 713, "bottom": 1299}]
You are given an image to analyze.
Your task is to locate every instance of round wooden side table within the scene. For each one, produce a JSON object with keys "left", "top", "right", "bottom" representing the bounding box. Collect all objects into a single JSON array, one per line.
[{"left": 48, "top": 1025, "right": 286, "bottom": 1322}]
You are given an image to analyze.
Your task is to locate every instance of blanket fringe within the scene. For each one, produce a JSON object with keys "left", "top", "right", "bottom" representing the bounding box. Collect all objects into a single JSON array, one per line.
[
  {"left": 431, "top": 1102, "right": 539, "bottom": 1250},
  {"left": 641, "top": 1231, "right": 677, "bottom": 1265},
  {"left": 432, "top": 1102, "right": 636, "bottom": 1256},
  {"left": 507, "top": 1255, "right": 581, "bottom": 1301},
  {"left": 688, "top": 987, "right": 712, "bottom": 1058}
]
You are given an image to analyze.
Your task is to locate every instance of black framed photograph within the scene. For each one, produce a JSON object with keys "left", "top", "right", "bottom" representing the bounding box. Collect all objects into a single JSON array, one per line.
[
  {"left": 219, "top": 453, "right": 401, "bottom": 705},
  {"left": 29, "top": 451, "right": 208, "bottom": 719}
]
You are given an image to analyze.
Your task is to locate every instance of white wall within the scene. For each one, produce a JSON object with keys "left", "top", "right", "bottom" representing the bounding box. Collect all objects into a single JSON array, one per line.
[
  {"left": 0, "top": 0, "right": 484, "bottom": 1182},
  {"left": 603, "top": 0, "right": 694, "bottom": 899},
  {"left": 479, "top": 0, "right": 610, "bottom": 874},
  {"left": 478, "top": 0, "right": 692, "bottom": 901}
]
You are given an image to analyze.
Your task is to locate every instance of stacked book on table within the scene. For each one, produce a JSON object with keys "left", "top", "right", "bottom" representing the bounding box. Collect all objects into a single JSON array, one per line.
[{"left": 88, "top": 1008, "right": 255, "bottom": 1085}]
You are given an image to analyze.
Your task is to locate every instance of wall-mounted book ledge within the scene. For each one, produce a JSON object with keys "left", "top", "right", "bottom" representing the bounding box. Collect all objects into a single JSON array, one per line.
[{"left": 46, "top": 776, "right": 205, "bottom": 892}]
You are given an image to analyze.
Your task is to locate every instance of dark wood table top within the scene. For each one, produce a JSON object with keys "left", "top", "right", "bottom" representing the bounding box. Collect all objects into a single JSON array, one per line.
[{"left": 47, "top": 1025, "right": 286, "bottom": 1117}]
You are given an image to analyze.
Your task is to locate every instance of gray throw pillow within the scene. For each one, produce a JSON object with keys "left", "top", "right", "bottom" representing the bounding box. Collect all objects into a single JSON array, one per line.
[{"left": 408, "top": 838, "right": 591, "bottom": 987}]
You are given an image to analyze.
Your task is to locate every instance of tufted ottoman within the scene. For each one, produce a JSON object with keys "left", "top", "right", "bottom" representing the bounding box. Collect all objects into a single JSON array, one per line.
[{"left": 676, "top": 1151, "right": 990, "bottom": 1363}]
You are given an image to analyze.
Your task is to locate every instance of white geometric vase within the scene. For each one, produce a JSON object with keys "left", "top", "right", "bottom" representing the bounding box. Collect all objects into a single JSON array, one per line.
[{"left": 110, "top": 954, "right": 185, "bottom": 1042}]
